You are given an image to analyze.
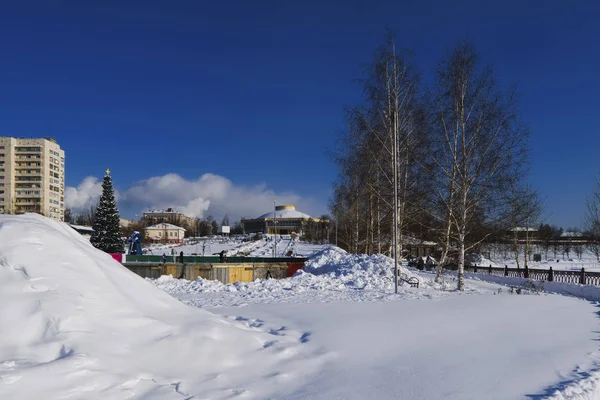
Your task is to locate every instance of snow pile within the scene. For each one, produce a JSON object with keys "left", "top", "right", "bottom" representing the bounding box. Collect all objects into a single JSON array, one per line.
[
  {"left": 151, "top": 247, "right": 470, "bottom": 308},
  {"left": 0, "top": 214, "right": 325, "bottom": 399},
  {"left": 305, "top": 246, "right": 426, "bottom": 284}
]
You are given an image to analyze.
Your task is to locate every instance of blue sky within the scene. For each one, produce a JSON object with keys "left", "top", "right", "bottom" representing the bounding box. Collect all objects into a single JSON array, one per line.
[{"left": 0, "top": 0, "right": 598, "bottom": 227}]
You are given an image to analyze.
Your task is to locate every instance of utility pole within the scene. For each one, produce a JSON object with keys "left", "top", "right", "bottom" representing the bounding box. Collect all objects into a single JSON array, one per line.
[
  {"left": 273, "top": 200, "right": 277, "bottom": 257},
  {"left": 392, "top": 42, "right": 399, "bottom": 295}
]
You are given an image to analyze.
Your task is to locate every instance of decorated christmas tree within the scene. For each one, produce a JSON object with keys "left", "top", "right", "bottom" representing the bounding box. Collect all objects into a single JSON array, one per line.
[{"left": 90, "top": 169, "right": 124, "bottom": 253}]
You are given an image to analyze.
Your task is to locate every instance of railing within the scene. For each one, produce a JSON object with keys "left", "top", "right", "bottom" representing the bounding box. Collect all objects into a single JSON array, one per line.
[
  {"left": 123, "top": 254, "right": 308, "bottom": 264},
  {"left": 460, "top": 264, "right": 600, "bottom": 286}
]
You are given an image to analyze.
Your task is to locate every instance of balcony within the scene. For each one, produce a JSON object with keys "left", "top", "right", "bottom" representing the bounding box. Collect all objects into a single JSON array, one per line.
[
  {"left": 15, "top": 199, "right": 42, "bottom": 209},
  {"left": 14, "top": 165, "right": 41, "bottom": 169},
  {"left": 14, "top": 176, "right": 42, "bottom": 182}
]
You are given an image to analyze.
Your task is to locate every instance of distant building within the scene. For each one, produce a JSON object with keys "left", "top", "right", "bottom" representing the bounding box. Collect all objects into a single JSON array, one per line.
[
  {"left": 242, "top": 205, "right": 328, "bottom": 237},
  {"left": 404, "top": 236, "right": 439, "bottom": 258},
  {"left": 0, "top": 136, "right": 65, "bottom": 221},
  {"left": 120, "top": 218, "right": 135, "bottom": 228},
  {"left": 142, "top": 208, "right": 194, "bottom": 228},
  {"left": 145, "top": 222, "right": 185, "bottom": 243}
]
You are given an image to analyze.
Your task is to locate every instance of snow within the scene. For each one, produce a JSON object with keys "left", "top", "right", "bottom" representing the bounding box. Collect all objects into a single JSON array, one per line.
[
  {"left": 215, "top": 296, "right": 600, "bottom": 400},
  {"left": 153, "top": 247, "right": 600, "bottom": 398},
  {"left": 4, "top": 213, "right": 600, "bottom": 399},
  {"left": 0, "top": 214, "right": 325, "bottom": 399}
]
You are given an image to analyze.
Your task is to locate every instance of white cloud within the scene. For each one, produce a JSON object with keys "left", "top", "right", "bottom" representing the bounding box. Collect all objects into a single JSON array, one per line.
[
  {"left": 64, "top": 177, "right": 103, "bottom": 211},
  {"left": 65, "top": 173, "right": 326, "bottom": 222}
]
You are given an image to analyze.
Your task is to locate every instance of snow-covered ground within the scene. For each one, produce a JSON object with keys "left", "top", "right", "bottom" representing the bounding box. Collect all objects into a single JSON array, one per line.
[
  {"left": 153, "top": 247, "right": 600, "bottom": 399},
  {"left": 142, "top": 237, "right": 328, "bottom": 258},
  {"left": 3, "top": 213, "right": 600, "bottom": 399}
]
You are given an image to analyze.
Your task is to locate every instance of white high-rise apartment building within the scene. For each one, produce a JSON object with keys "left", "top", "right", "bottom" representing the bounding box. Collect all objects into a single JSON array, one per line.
[{"left": 0, "top": 137, "right": 65, "bottom": 221}]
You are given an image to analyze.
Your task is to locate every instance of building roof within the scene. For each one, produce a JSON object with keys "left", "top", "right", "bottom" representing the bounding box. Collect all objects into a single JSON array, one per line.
[
  {"left": 510, "top": 227, "right": 538, "bottom": 232},
  {"left": 144, "top": 208, "right": 182, "bottom": 214},
  {"left": 256, "top": 206, "right": 313, "bottom": 220},
  {"left": 67, "top": 223, "right": 94, "bottom": 233},
  {"left": 146, "top": 223, "right": 186, "bottom": 230}
]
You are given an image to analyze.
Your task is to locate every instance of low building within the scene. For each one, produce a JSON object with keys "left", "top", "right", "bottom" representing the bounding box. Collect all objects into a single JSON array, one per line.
[
  {"left": 242, "top": 205, "right": 328, "bottom": 237},
  {"left": 404, "top": 236, "right": 439, "bottom": 258},
  {"left": 142, "top": 208, "right": 194, "bottom": 228},
  {"left": 145, "top": 222, "right": 185, "bottom": 243}
]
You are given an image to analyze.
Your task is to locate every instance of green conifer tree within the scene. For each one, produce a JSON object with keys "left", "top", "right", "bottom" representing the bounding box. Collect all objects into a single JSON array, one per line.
[{"left": 90, "top": 169, "right": 124, "bottom": 253}]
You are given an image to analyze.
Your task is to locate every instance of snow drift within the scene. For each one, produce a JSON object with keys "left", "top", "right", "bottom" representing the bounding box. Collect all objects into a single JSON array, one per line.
[{"left": 0, "top": 214, "right": 324, "bottom": 399}]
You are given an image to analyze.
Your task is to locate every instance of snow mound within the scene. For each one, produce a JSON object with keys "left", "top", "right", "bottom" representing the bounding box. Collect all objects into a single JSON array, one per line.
[
  {"left": 151, "top": 246, "right": 449, "bottom": 308},
  {"left": 304, "top": 246, "right": 423, "bottom": 282},
  {"left": 0, "top": 214, "right": 324, "bottom": 399}
]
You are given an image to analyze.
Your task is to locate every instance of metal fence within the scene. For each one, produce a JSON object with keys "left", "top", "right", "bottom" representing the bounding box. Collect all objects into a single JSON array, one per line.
[{"left": 462, "top": 264, "right": 600, "bottom": 286}]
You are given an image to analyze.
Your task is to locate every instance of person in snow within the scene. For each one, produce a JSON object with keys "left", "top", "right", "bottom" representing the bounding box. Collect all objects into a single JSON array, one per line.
[
  {"left": 162, "top": 253, "right": 167, "bottom": 264},
  {"left": 218, "top": 250, "right": 226, "bottom": 262},
  {"left": 179, "top": 251, "right": 184, "bottom": 264}
]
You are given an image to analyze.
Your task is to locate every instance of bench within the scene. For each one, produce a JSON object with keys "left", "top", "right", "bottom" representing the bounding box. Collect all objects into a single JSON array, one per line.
[{"left": 397, "top": 271, "right": 420, "bottom": 288}]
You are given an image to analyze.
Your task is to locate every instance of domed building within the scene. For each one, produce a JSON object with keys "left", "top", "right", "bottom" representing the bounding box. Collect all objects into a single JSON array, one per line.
[{"left": 241, "top": 205, "right": 328, "bottom": 238}]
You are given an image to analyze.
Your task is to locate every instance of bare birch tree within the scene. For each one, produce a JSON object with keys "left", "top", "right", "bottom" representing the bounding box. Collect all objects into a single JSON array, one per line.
[
  {"left": 427, "top": 41, "right": 530, "bottom": 290},
  {"left": 584, "top": 177, "right": 600, "bottom": 261},
  {"left": 330, "top": 35, "right": 425, "bottom": 257}
]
